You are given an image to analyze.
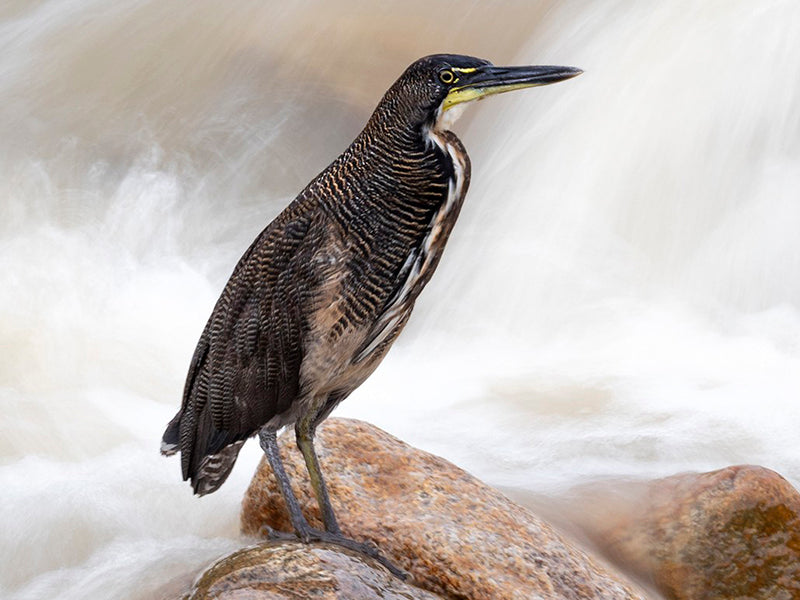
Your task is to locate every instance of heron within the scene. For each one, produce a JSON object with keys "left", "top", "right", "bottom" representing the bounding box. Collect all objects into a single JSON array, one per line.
[{"left": 162, "top": 53, "right": 580, "bottom": 574}]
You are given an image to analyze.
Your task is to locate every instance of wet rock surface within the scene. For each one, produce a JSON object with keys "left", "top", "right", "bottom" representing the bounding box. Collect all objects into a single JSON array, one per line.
[
  {"left": 187, "top": 540, "right": 443, "bottom": 600},
  {"left": 566, "top": 465, "right": 800, "bottom": 600},
  {"left": 240, "top": 418, "right": 647, "bottom": 600}
]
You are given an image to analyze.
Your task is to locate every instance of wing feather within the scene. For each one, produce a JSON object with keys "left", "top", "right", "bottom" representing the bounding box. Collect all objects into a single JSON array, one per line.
[{"left": 164, "top": 202, "right": 326, "bottom": 488}]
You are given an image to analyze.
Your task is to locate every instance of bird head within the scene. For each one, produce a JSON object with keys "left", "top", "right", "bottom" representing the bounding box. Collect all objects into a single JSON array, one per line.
[{"left": 374, "top": 54, "right": 582, "bottom": 133}]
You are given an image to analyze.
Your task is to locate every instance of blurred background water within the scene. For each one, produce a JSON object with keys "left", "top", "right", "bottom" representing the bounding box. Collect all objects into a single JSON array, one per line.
[{"left": 1, "top": 1, "right": 799, "bottom": 598}]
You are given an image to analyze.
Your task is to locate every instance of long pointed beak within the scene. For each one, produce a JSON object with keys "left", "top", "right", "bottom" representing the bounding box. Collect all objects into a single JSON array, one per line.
[{"left": 443, "top": 64, "right": 582, "bottom": 110}]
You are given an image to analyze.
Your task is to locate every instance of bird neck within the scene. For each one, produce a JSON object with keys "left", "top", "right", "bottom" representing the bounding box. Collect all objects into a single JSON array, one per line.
[{"left": 355, "top": 100, "right": 463, "bottom": 198}]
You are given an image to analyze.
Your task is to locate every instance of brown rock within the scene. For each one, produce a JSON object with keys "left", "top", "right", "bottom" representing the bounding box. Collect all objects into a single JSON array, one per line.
[
  {"left": 241, "top": 418, "right": 648, "bottom": 600},
  {"left": 565, "top": 465, "right": 800, "bottom": 600},
  {"left": 187, "top": 541, "right": 443, "bottom": 600}
]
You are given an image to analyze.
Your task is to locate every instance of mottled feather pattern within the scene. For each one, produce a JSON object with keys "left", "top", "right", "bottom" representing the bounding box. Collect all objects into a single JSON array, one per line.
[{"left": 163, "top": 55, "right": 476, "bottom": 495}]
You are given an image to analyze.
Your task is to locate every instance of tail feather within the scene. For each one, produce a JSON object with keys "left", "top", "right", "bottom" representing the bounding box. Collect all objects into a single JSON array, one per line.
[
  {"left": 160, "top": 412, "right": 181, "bottom": 456},
  {"left": 162, "top": 408, "right": 247, "bottom": 495},
  {"left": 192, "top": 440, "right": 245, "bottom": 495}
]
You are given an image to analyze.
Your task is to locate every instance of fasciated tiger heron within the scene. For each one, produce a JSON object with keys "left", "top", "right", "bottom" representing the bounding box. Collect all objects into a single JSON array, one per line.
[{"left": 162, "top": 54, "right": 581, "bottom": 575}]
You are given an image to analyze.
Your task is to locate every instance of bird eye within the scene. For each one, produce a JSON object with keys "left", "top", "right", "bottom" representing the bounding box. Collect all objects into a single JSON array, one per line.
[{"left": 438, "top": 70, "right": 455, "bottom": 84}]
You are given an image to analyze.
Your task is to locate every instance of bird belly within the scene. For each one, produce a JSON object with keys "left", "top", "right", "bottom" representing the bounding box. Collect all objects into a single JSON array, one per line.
[
  {"left": 297, "top": 302, "right": 409, "bottom": 413},
  {"left": 264, "top": 240, "right": 408, "bottom": 430},
  {"left": 259, "top": 326, "right": 389, "bottom": 432}
]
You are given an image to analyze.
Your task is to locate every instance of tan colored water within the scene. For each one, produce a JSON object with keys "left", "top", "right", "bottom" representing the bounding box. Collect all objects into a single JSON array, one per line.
[{"left": 2, "top": 2, "right": 799, "bottom": 598}]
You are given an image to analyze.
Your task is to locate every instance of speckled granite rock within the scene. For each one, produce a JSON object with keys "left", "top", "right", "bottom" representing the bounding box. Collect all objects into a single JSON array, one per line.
[
  {"left": 566, "top": 465, "right": 800, "bottom": 600},
  {"left": 241, "top": 418, "right": 647, "bottom": 600},
  {"left": 187, "top": 541, "right": 443, "bottom": 600}
]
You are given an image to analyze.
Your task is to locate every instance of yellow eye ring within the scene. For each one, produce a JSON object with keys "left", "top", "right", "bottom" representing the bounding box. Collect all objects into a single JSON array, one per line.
[{"left": 439, "top": 70, "right": 455, "bottom": 84}]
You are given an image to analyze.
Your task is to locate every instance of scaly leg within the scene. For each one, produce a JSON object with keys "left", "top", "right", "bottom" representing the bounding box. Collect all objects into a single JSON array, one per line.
[
  {"left": 294, "top": 417, "right": 406, "bottom": 579},
  {"left": 258, "top": 428, "right": 312, "bottom": 539},
  {"left": 295, "top": 417, "right": 340, "bottom": 534}
]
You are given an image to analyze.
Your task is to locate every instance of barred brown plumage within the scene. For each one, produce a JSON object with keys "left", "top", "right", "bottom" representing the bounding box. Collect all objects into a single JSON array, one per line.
[{"left": 161, "top": 53, "right": 580, "bottom": 575}]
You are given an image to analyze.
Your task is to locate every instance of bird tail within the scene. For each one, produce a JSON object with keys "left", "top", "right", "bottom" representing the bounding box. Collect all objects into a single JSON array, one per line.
[
  {"left": 161, "top": 409, "right": 246, "bottom": 496},
  {"left": 191, "top": 440, "right": 245, "bottom": 495},
  {"left": 160, "top": 412, "right": 181, "bottom": 456}
]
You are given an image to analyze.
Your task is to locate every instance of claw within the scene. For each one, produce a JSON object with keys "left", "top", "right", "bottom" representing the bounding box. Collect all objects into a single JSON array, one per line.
[
  {"left": 258, "top": 524, "right": 298, "bottom": 542},
  {"left": 262, "top": 525, "right": 407, "bottom": 579},
  {"left": 313, "top": 530, "right": 407, "bottom": 580},
  {"left": 257, "top": 524, "right": 275, "bottom": 538}
]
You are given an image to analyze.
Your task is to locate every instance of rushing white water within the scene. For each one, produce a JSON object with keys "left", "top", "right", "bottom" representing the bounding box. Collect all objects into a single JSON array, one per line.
[{"left": 2, "top": 1, "right": 799, "bottom": 598}]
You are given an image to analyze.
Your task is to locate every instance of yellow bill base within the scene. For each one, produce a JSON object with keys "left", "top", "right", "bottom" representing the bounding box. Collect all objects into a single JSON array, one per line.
[{"left": 442, "top": 82, "right": 549, "bottom": 111}]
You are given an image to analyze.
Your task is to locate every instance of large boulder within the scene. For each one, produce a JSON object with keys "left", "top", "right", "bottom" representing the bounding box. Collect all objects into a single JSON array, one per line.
[
  {"left": 565, "top": 465, "right": 800, "bottom": 599},
  {"left": 240, "top": 418, "right": 647, "bottom": 600},
  {"left": 187, "top": 541, "right": 444, "bottom": 600}
]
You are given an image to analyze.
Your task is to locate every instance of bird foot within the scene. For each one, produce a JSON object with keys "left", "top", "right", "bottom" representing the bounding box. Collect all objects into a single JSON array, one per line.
[
  {"left": 259, "top": 525, "right": 407, "bottom": 580},
  {"left": 258, "top": 524, "right": 299, "bottom": 542},
  {"left": 308, "top": 529, "right": 407, "bottom": 580}
]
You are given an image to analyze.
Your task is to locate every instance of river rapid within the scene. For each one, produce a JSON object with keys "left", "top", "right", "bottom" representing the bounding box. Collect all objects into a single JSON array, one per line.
[{"left": 2, "top": 2, "right": 799, "bottom": 598}]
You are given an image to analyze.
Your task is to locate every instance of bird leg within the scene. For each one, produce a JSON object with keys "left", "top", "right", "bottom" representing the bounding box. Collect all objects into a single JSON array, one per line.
[
  {"left": 295, "top": 417, "right": 340, "bottom": 535},
  {"left": 259, "top": 425, "right": 407, "bottom": 580},
  {"left": 258, "top": 429, "right": 313, "bottom": 539}
]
